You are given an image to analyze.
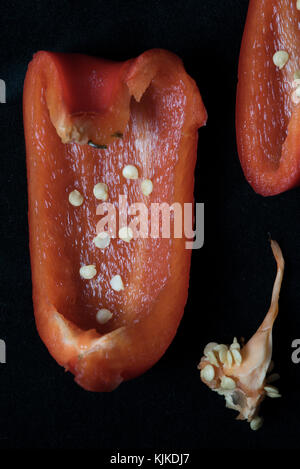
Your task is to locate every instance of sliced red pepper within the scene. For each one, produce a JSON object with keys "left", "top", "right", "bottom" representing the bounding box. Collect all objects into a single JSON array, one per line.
[
  {"left": 23, "top": 49, "right": 207, "bottom": 391},
  {"left": 236, "top": 0, "right": 300, "bottom": 196}
]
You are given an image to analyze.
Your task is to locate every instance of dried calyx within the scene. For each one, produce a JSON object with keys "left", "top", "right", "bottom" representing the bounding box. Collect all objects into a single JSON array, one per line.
[{"left": 198, "top": 240, "right": 284, "bottom": 430}]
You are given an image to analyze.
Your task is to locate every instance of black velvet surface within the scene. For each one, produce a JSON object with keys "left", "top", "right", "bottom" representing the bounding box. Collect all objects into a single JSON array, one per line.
[{"left": 0, "top": 0, "right": 299, "bottom": 450}]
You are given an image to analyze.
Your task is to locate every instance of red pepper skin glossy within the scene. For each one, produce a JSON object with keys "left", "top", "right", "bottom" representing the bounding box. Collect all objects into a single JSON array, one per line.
[
  {"left": 23, "top": 50, "right": 207, "bottom": 391},
  {"left": 236, "top": 0, "right": 300, "bottom": 196}
]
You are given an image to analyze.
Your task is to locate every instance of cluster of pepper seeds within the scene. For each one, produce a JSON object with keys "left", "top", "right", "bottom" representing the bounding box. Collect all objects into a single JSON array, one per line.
[
  {"left": 68, "top": 159, "right": 154, "bottom": 325},
  {"left": 199, "top": 338, "right": 281, "bottom": 431},
  {"left": 199, "top": 338, "right": 243, "bottom": 390}
]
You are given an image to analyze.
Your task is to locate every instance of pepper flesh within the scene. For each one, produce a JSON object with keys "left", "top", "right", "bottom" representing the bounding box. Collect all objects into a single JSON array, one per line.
[
  {"left": 23, "top": 49, "right": 207, "bottom": 391},
  {"left": 236, "top": 0, "right": 300, "bottom": 196}
]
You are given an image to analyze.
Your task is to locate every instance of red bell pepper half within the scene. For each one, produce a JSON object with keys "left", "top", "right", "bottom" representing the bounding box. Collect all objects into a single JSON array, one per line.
[
  {"left": 236, "top": 0, "right": 300, "bottom": 196},
  {"left": 23, "top": 50, "right": 207, "bottom": 391}
]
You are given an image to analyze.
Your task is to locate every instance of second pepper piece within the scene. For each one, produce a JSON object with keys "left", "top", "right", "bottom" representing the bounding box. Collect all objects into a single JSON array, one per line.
[{"left": 236, "top": 0, "right": 300, "bottom": 196}]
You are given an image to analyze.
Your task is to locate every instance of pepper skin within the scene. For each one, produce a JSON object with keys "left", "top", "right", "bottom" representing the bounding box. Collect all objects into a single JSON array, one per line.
[
  {"left": 23, "top": 50, "right": 207, "bottom": 391},
  {"left": 236, "top": 0, "right": 300, "bottom": 196}
]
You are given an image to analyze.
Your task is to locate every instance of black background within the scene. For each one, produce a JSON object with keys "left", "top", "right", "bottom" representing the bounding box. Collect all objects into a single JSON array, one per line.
[{"left": 0, "top": 0, "right": 299, "bottom": 451}]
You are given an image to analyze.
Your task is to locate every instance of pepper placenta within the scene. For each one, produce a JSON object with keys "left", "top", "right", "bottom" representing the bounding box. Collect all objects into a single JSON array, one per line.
[
  {"left": 23, "top": 49, "right": 207, "bottom": 391},
  {"left": 236, "top": 0, "right": 300, "bottom": 196},
  {"left": 198, "top": 240, "right": 284, "bottom": 430}
]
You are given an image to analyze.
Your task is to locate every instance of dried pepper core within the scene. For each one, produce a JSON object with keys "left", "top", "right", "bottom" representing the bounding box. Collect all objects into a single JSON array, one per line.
[
  {"left": 198, "top": 240, "right": 284, "bottom": 429},
  {"left": 23, "top": 49, "right": 207, "bottom": 391}
]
